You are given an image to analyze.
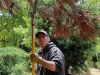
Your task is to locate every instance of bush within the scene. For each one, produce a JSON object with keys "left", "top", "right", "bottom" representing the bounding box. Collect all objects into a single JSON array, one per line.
[
  {"left": 0, "top": 46, "right": 31, "bottom": 75},
  {"left": 52, "top": 36, "right": 100, "bottom": 74}
]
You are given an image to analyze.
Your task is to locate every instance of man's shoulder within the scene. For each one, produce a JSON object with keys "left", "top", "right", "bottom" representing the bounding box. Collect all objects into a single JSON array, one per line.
[{"left": 50, "top": 46, "right": 62, "bottom": 53}]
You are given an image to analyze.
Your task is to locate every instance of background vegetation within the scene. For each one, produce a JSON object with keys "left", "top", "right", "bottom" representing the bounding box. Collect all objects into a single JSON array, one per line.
[
  {"left": 0, "top": 0, "right": 100, "bottom": 75},
  {"left": 0, "top": 47, "right": 31, "bottom": 75}
]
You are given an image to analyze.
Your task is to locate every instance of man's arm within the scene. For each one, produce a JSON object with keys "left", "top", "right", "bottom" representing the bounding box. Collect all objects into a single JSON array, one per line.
[
  {"left": 30, "top": 53, "right": 56, "bottom": 72},
  {"left": 40, "top": 59, "right": 56, "bottom": 71}
]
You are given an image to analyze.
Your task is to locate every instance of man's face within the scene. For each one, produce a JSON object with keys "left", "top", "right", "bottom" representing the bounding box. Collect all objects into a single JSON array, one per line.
[{"left": 36, "top": 33, "right": 50, "bottom": 49}]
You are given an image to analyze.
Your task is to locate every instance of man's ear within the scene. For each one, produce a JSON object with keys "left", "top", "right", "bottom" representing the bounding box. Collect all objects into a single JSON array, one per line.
[
  {"left": 48, "top": 37, "right": 50, "bottom": 42},
  {"left": 36, "top": 40, "right": 38, "bottom": 44}
]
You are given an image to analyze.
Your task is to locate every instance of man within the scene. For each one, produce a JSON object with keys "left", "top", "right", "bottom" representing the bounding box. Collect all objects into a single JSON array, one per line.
[{"left": 30, "top": 30, "right": 65, "bottom": 75}]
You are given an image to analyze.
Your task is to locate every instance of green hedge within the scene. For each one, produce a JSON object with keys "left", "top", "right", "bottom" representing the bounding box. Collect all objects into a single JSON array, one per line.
[{"left": 0, "top": 46, "right": 31, "bottom": 75}]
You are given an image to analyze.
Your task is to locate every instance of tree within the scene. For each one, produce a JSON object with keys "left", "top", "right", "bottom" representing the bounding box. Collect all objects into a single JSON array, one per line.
[
  {"left": 0, "top": 0, "right": 31, "bottom": 48},
  {"left": 35, "top": 0, "right": 100, "bottom": 39}
]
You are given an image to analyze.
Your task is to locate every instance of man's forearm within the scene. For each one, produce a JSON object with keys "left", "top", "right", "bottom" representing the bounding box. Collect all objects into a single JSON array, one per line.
[{"left": 40, "top": 59, "right": 56, "bottom": 72}]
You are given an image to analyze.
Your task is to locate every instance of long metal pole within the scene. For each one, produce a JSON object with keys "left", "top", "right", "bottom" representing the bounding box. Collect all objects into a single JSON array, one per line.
[{"left": 31, "top": 0, "right": 37, "bottom": 75}]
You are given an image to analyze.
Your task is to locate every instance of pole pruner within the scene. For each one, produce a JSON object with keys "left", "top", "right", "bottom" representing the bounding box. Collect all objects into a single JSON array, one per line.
[{"left": 29, "top": 0, "right": 38, "bottom": 75}]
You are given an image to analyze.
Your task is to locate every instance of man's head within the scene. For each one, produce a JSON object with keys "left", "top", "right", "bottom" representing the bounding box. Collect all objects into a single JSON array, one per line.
[
  {"left": 36, "top": 30, "right": 50, "bottom": 50},
  {"left": 36, "top": 30, "right": 49, "bottom": 38}
]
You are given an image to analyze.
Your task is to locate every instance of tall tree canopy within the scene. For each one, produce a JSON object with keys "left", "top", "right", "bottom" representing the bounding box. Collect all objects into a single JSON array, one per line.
[{"left": 0, "top": 0, "right": 100, "bottom": 40}]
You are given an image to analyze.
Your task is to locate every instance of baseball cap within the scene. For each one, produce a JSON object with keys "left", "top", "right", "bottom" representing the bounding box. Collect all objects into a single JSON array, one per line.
[{"left": 36, "top": 30, "right": 49, "bottom": 38}]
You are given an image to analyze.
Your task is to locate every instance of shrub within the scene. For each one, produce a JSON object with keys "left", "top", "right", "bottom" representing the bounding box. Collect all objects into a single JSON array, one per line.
[
  {"left": 52, "top": 36, "right": 100, "bottom": 74},
  {"left": 0, "top": 46, "right": 31, "bottom": 75}
]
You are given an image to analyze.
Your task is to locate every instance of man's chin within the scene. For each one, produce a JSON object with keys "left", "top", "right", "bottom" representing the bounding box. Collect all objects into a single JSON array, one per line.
[{"left": 40, "top": 45, "right": 45, "bottom": 47}]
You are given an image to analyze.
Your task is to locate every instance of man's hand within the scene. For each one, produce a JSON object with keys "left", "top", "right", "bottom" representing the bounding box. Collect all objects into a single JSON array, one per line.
[{"left": 30, "top": 53, "right": 42, "bottom": 64}]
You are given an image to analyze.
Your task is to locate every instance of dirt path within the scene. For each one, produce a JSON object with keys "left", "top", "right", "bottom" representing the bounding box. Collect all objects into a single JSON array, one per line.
[{"left": 89, "top": 68, "right": 100, "bottom": 75}]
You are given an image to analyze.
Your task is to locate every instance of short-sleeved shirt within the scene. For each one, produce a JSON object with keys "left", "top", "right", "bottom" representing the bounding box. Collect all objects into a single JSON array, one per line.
[{"left": 36, "top": 42, "right": 65, "bottom": 75}]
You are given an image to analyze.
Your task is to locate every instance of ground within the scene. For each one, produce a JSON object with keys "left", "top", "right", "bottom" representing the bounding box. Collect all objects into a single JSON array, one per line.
[
  {"left": 89, "top": 68, "right": 100, "bottom": 75},
  {"left": 74, "top": 68, "right": 100, "bottom": 75},
  {"left": 82, "top": 68, "right": 100, "bottom": 75}
]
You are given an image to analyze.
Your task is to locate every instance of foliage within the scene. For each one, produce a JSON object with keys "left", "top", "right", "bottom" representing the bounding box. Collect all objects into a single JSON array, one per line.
[
  {"left": 0, "top": 0, "right": 100, "bottom": 47},
  {"left": 52, "top": 35, "right": 100, "bottom": 74},
  {"left": 0, "top": 0, "right": 32, "bottom": 48},
  {"left": 0, "top": 46, "right": 31, "bottom": 75},
  {"left": 0, "top": 0, "right": 100, "bottom": 75},
  {"left": 79, "top": 0, "right": 100, "bottom": 30},
  {"left": 34, "top": 0, "right": 100, "bottom": 39}
]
